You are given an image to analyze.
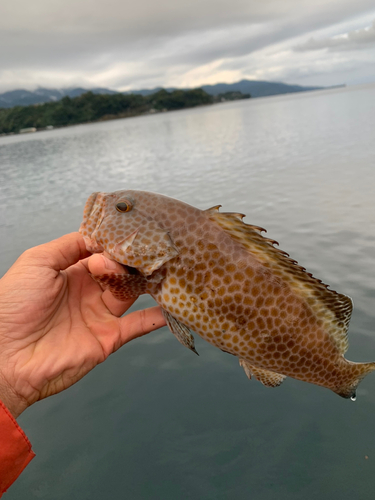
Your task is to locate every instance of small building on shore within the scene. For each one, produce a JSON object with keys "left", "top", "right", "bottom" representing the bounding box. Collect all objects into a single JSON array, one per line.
[{"left": 19, "top": 127, "right": 37, "bottom": 134}]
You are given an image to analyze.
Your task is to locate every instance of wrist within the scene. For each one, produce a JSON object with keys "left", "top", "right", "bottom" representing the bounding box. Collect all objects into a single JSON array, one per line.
[{"left": 0, "top": 375, "right": 28, "bottom": 419}]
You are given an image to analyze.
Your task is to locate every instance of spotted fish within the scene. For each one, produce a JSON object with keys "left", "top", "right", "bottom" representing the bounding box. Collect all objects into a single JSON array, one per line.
[{"left": 79, "top": 190, "right": 375, "bottom": 399}]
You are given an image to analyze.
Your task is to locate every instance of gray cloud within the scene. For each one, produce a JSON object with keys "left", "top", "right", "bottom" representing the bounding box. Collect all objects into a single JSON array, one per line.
[
  {"left": 1, "top": 0, "right": 375, "bottom": 91},
  {"left": 294, "top": 19, "right": 375, "bottom": 52}
]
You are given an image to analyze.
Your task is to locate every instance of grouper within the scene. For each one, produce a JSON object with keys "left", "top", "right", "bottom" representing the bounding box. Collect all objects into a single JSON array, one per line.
[{"left": 79, "top": 190, "right": 375, "bottom": 399}]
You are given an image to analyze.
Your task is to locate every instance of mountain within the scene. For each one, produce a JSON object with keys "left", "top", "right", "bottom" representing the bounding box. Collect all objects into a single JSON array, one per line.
[
  {"left": 124, "top": 80, "right": 326, "bottom": 97},
  {"left": 123, "top": 87, "right": 176, "bottom": 96},
  {"left": 0, "top": 80, "right": 332, "bottom": 109},
  {"left": 0, "top": 87, "right": 117, "bottom": 108},
  {"left": 200, "top": 80, "right": 324, "bottom": 97}
]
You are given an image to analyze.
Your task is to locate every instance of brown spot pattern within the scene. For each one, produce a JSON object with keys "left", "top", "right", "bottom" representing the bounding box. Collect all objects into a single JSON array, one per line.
[{"left": 79, "top": 190, "right": 375, "bottom": 399}]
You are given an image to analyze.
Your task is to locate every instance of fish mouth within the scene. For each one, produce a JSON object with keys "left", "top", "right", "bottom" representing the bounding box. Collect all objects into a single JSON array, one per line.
[
  {"left": 124, "top": 264, "right": 141, "bottom": 275},
  {"left": 79, "top": 192, "right": 107, "bottom": 253},
  {"left": 82, "top": 192, "right": 99, "bottom": 219}
]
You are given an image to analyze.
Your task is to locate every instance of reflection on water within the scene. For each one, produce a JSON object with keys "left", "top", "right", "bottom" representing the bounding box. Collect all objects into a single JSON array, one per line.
[{"left": 1, "top": 84, "right": 375, "bottom": 499}]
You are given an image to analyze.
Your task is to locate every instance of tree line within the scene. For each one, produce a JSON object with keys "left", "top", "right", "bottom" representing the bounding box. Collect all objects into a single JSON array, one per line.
[{"left": 0, "top": 88, "right": 215, "bottom": 134}]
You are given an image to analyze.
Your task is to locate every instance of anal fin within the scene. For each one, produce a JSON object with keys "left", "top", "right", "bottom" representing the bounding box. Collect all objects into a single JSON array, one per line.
[
  {"left": 162, "top": 309, "right": 199, "bottom": 355},
  {"left": 239, "top": 359, "right": 286, "bottom": 388}
]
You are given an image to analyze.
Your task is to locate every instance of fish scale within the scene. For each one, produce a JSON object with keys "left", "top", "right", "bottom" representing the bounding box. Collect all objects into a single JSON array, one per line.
[{"left": 79, "top": 190, "right": 375, "bottom": 399}]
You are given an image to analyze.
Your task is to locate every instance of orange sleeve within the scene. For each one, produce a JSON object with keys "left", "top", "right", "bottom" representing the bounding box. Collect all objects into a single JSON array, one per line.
[{"left": 0, "top": 400, "right": 35, "bottom": 497}]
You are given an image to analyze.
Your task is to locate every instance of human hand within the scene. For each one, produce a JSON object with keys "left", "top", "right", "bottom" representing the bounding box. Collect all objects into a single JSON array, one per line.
[{"left": 0, "top": 233, "right": 166, "bottom": 418}]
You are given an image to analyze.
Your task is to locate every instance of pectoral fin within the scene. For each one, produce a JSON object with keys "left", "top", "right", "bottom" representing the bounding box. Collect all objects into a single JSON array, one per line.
[
  {"left": 239, "top": 359, "right": 286, "bottom": 387},
  {"left": 162, "top": 309, "right": 199, "bottom": 355},
  {"left": 90, "top": 273, "right": 158, "bottom": 300}
]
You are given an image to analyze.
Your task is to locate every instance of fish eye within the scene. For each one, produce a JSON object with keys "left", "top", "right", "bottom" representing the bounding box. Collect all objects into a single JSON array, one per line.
[{"left": 115, "top": 201, "right": 132, "bottom": 213}]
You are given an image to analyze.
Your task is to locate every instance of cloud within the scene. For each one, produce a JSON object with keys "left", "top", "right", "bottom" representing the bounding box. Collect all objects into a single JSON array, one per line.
[
  {"left": 294, "top": 19, "right": 375, "bottom": 51},
  {"left": 1, "top": 0, "right": 375, "bottom": 92}
]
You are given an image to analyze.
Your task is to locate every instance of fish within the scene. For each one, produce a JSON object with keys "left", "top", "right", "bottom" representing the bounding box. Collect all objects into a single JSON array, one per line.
[{"left": 79, "top": 190, "right": 375, "bottom": 399}]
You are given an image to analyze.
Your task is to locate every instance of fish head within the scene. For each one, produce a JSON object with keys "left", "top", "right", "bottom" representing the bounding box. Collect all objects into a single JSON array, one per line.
[{"left": 79, "top": 190, "right": 179, "bottom": 276}]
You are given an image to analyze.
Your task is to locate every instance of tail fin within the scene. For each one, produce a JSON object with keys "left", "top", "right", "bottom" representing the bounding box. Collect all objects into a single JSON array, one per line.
[{"left": 333, "top": 361, "right": 375, "bottom": 399}]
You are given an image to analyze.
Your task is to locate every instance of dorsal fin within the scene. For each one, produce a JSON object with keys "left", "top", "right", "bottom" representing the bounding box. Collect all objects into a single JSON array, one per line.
[
  {"left": 206, "top": 205, "right": 222, "bottom": 213},
  {"left": 207, "top": 209, "right": 352, "bottom": 354}
]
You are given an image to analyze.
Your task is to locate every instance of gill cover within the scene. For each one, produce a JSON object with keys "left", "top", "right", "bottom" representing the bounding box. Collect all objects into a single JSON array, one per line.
[{"left": 79, "top": 191, "right": 178, "bottom": 276}]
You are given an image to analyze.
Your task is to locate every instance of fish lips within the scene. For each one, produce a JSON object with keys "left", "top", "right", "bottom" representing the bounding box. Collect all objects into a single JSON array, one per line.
[{"left": 79, "top": 193, "right": 104, "bottom": 237}]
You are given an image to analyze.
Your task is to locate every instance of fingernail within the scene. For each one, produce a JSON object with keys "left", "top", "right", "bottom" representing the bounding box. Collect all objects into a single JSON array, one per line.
[{"left": 102, "top": 256, "right": 117, "bottom": 270}]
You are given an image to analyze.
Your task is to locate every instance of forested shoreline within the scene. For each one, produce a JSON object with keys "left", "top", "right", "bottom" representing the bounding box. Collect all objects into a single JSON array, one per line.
[{"left": 0, "top": 88, "right": 250, "bottom": 135}]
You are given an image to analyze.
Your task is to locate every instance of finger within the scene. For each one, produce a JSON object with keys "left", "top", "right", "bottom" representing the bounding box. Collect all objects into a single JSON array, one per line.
[
  {"left": 24, "top": 232, "right": 90, "bottom": 272},
  {"left": 97, "top": 306, "right": 167, "bottom": 355},
  {"left": 119, "top": 306, "right": 166, "bottom": 343}
]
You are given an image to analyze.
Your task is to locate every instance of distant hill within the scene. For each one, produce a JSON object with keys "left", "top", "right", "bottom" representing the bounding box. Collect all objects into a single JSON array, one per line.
[
  {"left": 0, "top": 89, "right": 214, "bottom": 134},
  {"left": 201, "top": 80, "right": 324, "bottom": 97},
  {"left": 0, "top": 87, "right": 117, "bottom": 108},
  {"left": 0, "top": 79, "right": 335, "bottom": 109},
  {"left": 123, "top": 87, "right": 176, "bottom": 96},
  {"left": 124, "top": 79, "right": 326, "bottom": 98}
]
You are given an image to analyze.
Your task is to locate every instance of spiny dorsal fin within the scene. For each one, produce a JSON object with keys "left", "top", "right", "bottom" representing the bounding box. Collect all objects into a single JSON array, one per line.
[
  {"left": 207, "top": 209, "right": 352, "bottom": 355},
  {"left": 239, "top": 359, "right": 286, "bottom": 387},
  {"left": 206, "top": 205, "right": 222, "bottom": 213},
  {"left": 206, "top": 206, "right": 247, "bottom": 222}
]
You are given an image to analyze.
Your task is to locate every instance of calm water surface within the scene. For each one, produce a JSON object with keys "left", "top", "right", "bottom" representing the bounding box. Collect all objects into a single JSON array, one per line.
[{"left": 1, "top": 84, "right": 375, "bottom": 499}]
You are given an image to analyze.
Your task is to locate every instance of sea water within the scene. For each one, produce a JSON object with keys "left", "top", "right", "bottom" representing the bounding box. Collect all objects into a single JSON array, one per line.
[{"left": 1, "top": 83, "right": 375, "bottom": 499}]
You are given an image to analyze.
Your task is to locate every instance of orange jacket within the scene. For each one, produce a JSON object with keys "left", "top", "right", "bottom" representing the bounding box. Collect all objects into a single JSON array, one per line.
[{"left": 0, "top": 400, "right": 35, "bottom": 497}]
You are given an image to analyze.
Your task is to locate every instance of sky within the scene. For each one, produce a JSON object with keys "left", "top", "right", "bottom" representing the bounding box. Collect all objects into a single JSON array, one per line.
[{"left": 1, "top": 0, "right": 375, "bottom": 93}]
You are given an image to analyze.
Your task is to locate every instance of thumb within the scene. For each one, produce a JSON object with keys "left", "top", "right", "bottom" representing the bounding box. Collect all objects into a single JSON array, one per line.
[
  {"left": 87, "top": 253, "right": 127, "bottom": 276},
  {"left": 24, "top": 232, "right": 90, "bottom": 272}
]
